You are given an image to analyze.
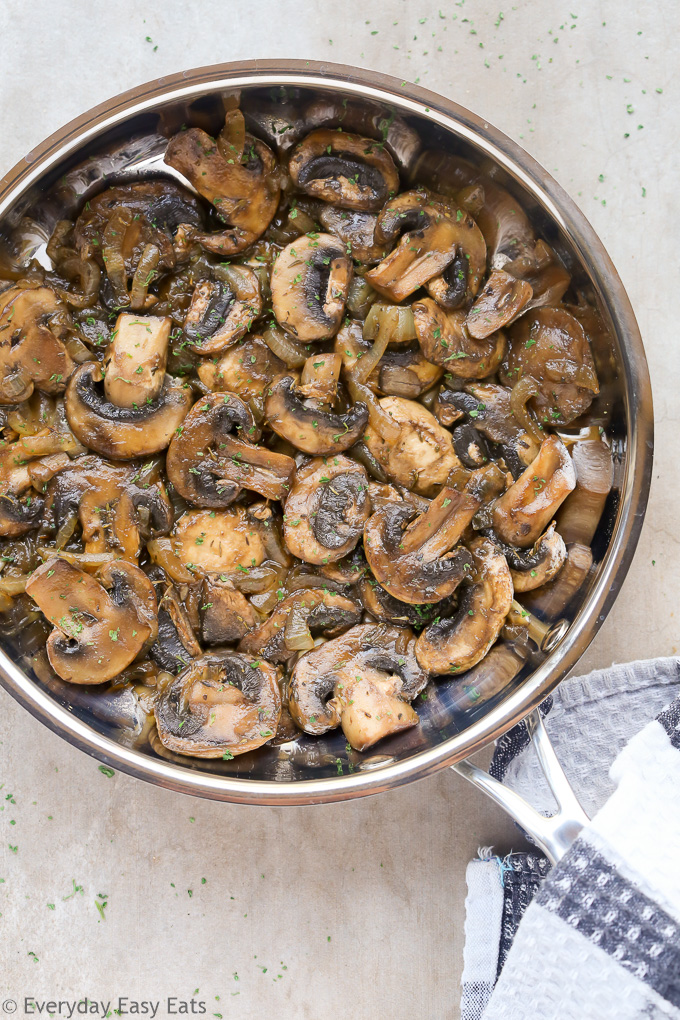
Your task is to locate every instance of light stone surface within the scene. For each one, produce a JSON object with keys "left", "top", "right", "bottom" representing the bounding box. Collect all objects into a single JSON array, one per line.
[{"left": 0, "top": 2, "right": 677, "bottom": 1017}]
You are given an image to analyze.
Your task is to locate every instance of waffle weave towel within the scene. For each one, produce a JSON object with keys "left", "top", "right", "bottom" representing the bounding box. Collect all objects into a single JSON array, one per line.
[{"left": 461, "top": 656, "right": 680, "bottom": 1020}]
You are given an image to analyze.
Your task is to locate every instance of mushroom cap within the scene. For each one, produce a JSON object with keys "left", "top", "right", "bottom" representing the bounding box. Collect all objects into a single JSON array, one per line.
[
  {"left": 465, "top": 269, "right": 533, "bottom": 339},
  {"left": 0, "top": 493, "right": 44, "bottom": 538},
  {"left": 284, "top": 455, "right": 370, "bottom": 565},
  {"left": 501, "top": 308, "right": 599, "bottom": 425},
  {"left": 154, "top": 652, "right": 282, "bottom": 758},
  {"left": 265, "top": 376, "right": 368, "bottom": 456},
  {"left": 289, "top": 129, "right": 400, "bottom": 211},
  {"left": 362, "top": 396, "right": 460, "bottom": 496},
  {"left": 0, "top": 286, "right": 75, "bottom": 404},
  {"left": 196, "top": 334, "right": 288, "bottom": 402},
  {"left": 164, "top": 128, "right": 280, "bottom": 255},
  {"left": 288, "top": 623, "right": 427, "bottom": 746},
  {"left": 364, "top": 486, "right": 478, "bottom": 603},
  {"left": 412, "top": 298, "right": 507, "bottom": 379},
  {"left": 270, "top": 233, "right": 352, "bottom": 342},
  {"left": 166, "top": 392, "right": 295, "bottom": 506},
  {"left": 414, "top": 536, "right": 513, "bottom": 675},
  {"left": 65, "top": 362, "right": 193, "bottom": 460},
  {"left": 238, "top": 587, "right": 362, "bottom": 664},
  {"left": 25, "top": 556, "right": 158, "bottom": 684},
  {"left": 505, "top": 521, "right": 567, "bottom": 592},
  {"left": 183, "top": 268, "right": 262, "bottom": 355},
  {"left": 170, "top": 507, "right": 270, "bottom": 576}
]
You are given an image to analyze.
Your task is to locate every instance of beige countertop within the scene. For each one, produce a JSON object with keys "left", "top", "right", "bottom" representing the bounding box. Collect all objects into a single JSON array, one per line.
[{"left": 0, "top": 2, "right": 676, "bottom": 1017}]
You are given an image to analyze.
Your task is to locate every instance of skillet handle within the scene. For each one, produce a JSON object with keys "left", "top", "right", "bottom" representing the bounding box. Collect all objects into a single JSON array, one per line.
[{"left": 450, "top": 708, "right": 589, "bottom": 866}]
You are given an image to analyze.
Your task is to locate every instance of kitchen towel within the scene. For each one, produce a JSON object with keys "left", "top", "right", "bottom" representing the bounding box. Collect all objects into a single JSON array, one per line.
[{"left": 460, "top": 655, "right": 680, "bottom": 1020}]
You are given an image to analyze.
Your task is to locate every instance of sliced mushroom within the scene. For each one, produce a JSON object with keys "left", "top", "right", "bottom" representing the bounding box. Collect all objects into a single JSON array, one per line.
[
  {"left": 168, "top": 506, "right": 271, "bottom": 577},
  {"left": 359, "top": 577, "right": 453, "bottom": 628},
  {"left": 335, "top": 320, "right": 442, "bottom": 398},
  {"left": 238, "top": 587, "right": 361, "bottom": 663},
  {"left": 164, "top": 127, "right": 280, "bottom": 255},
  {"left": 434, "top": 382, "right": 539, "bottom": 476},
  {"left": 288, "top": 129, "right": 399, "bottom": 211},
  {"left": 415, "top": 536, "right": 513, "bottom": 674},
  {"left": 364, "top": 487, "right": 478, "bottom": 603},
  {"left": 64, "top": 362, "right": 192, "bottom": 460},
  {"left": 412, "top": 298, "right": 506, "bottom": 379},
  {"left": 298, "top": 353, "right": 342, "bottom": 403},
  {"left": 46, "top": 454, "right": 173, "bottom": 562},
  {"left": 449, "top": 641, "right": 527, "bottom": 713},
  {"left": 520, "top": 541, "right": 593, "bottom": 619},
  {"left": 288, "top": 623, "right": 426, "bottom": 749},
  {"left": 0, "top": 494, "right": 44, "bottom": 537},
  {"left": 465, "top": 269, "right": 533, "bottom": 339},
  {"left": 503, "top": 521, "right": 567, "bottom": 592},
  {"left": 196, "top": 334, "right": 288, "bottom": 403},
  {"left": 555, "top": 437, "right": 613, "bottom": 545},
  {"left": 103, "top": 313, "right": 171, "bottom": 408},
  {"left": 200, "top": 575, "right": 261, "bottom": 645},
  {"left": 25, "top": 556, "right": 157, "bottom": 684},
  {"left": 154, "top": 652, "right": 282, "bottom": 758},
  {"left": 184, "top": 267, "right": 262, "bottom": 354},
  {"left": 366, "top": 189, "right": 486, "bottom": 302},
  {"left": 492, "top": 436, "right": 576, "bottom": 547},
  {"left": 317, "top": 206, "right": 384, "bottom": 263},
  {"left": 166, "top": 392, "right": 295, "bottom": 505},
  {"left": 270, "top": 234, "right": 352, "bottom": 342},
  {"left": 362, "top": 396, "right": 460, "bottom": 496},
  {"left": 283, "top": 455, "right": 370, "bottom": 565},
  {"left": 425, "top": 249, "right": 471, "bottom": 310},
  {"left": 149, "top": 577, "right": 202, "bottom": 674},
  {"left": 0, "top": 286, "right": 75, "bottom": 404},
  {"left": 265, "top": 376, "right": 368, "bottom": 456},
  {"left": 501, "top": 308, "right": 600, "bottom": 426}
]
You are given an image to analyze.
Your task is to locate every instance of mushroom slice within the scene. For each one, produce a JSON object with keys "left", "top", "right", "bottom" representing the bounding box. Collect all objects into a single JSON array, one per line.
[
  {"left": 169, "top": 507, "right": 270, "bottom": 577},
  {"left": 46, "top": 455, "right": 173, "bottom": 563},
  {"left": 335, "top": 320, "right": 442, "bottom": 398},
  {"left": 366, "top": 189, "right": 486, "bottom": 303},
  {"left": 103, "top": 313, "right": 171, "bottom": 408},
  {"left": 64, "top": 362, "right": 192, "bottom": 460},
  {"left": 25, "top": 556, "right": 157, "bottom": 684},
  {"left": 504, "top": 522, "right": 567, "bottom": 592},
  {"left": 149, "top": 578, "right": 202, "bottom": 674},
  {"left": 359, "top": 577, "right": 453, "bottom": 628},
  {"left": 288, "top": 129, "right": 399, "bottom": 211},
  {"left": 265, "top": 376, "right": 368, "bottom": 456},
  {"left": 288, "top": 623, "right": 426, "bottom": 749},
  {"left": 200, "top": 575, "right": 261, "bottom": 645},
  {"left": 415, "top": 536, "right": 513, "bottom": 675},
  {"left": 434, "top": 382, "right": 538, "bottom": 476},
  {"left": 271, "top": 234, "right": 352, "bottom": 342},
  {"left": 521, "top": 541, "right": 593, "bottom": 620},
  {"left": 0, "top": 494, "right": 44, "bottom": 538},
  {"left": 184, "top": 268, "right": 262, "bottom": 355},
  {"left": 412, "top": 298, "right": 506, "bottom": 379},
  {"left": 465, "top": 269, "right": 533, "bottom": 339},
  {"left": 317, "top": 206, "right": 384, "bottom": 264},
  {"left": 164, "top": 127, "right": 280, "bottom": 255},
  {"left": 501, "top": 308, "right": 600, "bottom": 426},
  {"left": 362, "top": 395, "right": 460, "bottom": 496},
  {"left": 492, "top": 436, "right": 576, "bottom": 548},
  {"left": 364, "top": 487, "right": 479, "bottom": 604},
  {"left": 0, "top": 286, "right": 75, "bottom": 404},
  {"left": 196, "top": 334, "right": 287, "bottom": 403},
  {"left": 425, "top": 249, "right": 472, "bottom": 310},
  {"left": 154, "top": 653, "right": 281, "bottom": 758},
  {"left": 238, "top": 588, "right": 362, "bottom": 664},
  {"left": 166, "top": 392, "right": 295, "bottom": 505},
  {"left": 298, "top": 353, "right": 342, "bottom": 403},
  {"left": 284, "top": 456, "right": 370, "bottom": 565}
]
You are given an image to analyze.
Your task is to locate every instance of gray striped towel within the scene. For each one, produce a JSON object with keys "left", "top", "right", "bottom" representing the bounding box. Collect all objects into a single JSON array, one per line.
[{"left": 461, "top": 657, "right": 680, "bottom": 1020}]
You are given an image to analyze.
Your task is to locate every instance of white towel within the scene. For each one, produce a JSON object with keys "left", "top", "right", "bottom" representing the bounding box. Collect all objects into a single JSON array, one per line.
[{"left": 461, "top": 657, "right": 680, "bottom": 1020}]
